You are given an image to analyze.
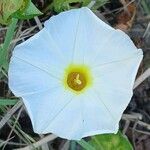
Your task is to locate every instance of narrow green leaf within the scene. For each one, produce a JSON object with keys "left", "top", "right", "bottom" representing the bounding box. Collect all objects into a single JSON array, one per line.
[
  {"left": 0, "top": 99, "right": 18, "bottom": 106},
  {"left": 89, "top": 132, "right": 133, "bottom": 150},
  {"left": 141, "top": 0, "right": 150, "bottom": 15},
  {"left": 0, "top": 18, "right": 18, "bottom": 72},
  {"left": 2, "top": 18, "right": 18, "bottom": 52}
]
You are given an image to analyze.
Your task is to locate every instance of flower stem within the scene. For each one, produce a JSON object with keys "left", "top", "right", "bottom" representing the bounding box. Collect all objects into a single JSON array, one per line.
[
  {"left": 76, "top": 139, "right": 96, "bottom": 150},
  {"left": 0, "top": 18, "right": 18, "bottom": 71},
  {"left": 70, "top": 141, "right": 76, "bottom": 150}
]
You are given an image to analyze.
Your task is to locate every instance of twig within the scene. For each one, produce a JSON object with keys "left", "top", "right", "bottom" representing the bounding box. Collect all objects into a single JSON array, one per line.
[
  {"left": 132, "top": 120, "right": 138, "bottom": 149},
  {"left": 122, "top": 113, "right": 142, "bottom": 120},
  {"left": 15, "top": 134, "right": 57, "bottom": 150},
  {"left": 122, "top": 120, "right": 130, "bottom": 134},
  {"left": 137, "top": 120, "right": 150, "bottom": 130},
  {"left": 134, "top": 129, "right": 150, "bottom": 135},
  {"left": 122, "top": 114, "right": 150, "bottom": 130}
]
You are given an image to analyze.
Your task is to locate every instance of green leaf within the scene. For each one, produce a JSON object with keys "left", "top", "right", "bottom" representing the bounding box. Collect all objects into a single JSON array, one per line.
[
  {"left": 0, "top": 99, "right": 18, "bottom": 106},
  {"left": 17, "top": 0, "right": 30, "bottom": 13},
  {"left": 89, "top": 132, "right": 133, "bottom": 150},
  {"left": 14, "top": 0, "right": 43, "bottom": 19},
  {"left": 0, "top": 0, "right": 23, "bottom": 25},
  {"left": 53, "top": 0, "right": 91, "bottom": 13},
  {"left": 0, "top": 0, "right": 42, "bottom": 25}
]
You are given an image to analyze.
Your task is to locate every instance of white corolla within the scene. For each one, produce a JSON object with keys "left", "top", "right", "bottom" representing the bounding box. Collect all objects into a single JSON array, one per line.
[{"left": 8, "top": 7, "right": 143, "bottom": 140}]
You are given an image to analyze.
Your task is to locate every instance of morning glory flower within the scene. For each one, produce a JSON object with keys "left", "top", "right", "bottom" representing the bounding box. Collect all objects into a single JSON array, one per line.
[{"left": 8, "top": 7, "right": 143, "bottom": 140}]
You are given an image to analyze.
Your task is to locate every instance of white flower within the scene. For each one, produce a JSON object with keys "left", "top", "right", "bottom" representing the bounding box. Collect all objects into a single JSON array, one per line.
[{"left": 8, "top": 7, "right": 143, "bottom": 140}]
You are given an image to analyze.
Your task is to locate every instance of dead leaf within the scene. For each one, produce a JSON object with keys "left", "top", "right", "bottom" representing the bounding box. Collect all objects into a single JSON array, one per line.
[{"left": 115, "top": 0, "right": 136, "bottom": 32}]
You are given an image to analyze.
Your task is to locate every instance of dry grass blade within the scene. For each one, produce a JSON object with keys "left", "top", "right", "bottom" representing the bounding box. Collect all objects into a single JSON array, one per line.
[
  {"left": 34, "top": 17, "right": 43, "bottom": 30},
  {"left": 133, "top": 68, "right": 150, "bottom": 89},
  {"left": 15, "top": 134, "right": 57, "bottom": 150},
  {"left": 2, "top": 107, "right": 23, "bottom": 150},
  {"left": 39, "top": 134, "right": 49, "bottom": 150},
  {"left": 87, "top": 1, "right": 96, "bottom": 8},
  {"left": 61, "top": 141, "right": 70, "bottom": 150},
  {"left": 0, "top": 139, "right": 27, "bottom": 146},
  {"left": 143, "top": 22, "right": 150, "bottom": 38},
  {"left": 0, "top": 100, "right": 23, "bottom": 130},
  {"left": 0, "top": 104, "right": 32, "bottom": 145},
  {"left": 0, "top": 136, "right": 15, "bottom": 147}
]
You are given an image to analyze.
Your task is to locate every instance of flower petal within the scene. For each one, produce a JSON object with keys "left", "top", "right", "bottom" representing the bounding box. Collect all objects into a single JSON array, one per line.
[
  {"left": 91, "top": 52, "right": 143, "bottom": 124},
  {"left": 71, "top": 7, "right": 115, "bottom": 64},
  {"left": 41, "top": 94, "right": 84, "bottom": 140},
  {"left": 93, "top": 50, "right": 143, "bottom": 89},
  {"left": 12, "top": 28, "right": 66, "bottom": 78},
  {"left": 44, "top": 8, "right": 82, "bottom": 63},
  {"left": 22, "top": 87, "right": 82, "bottom": 140},
  {"left": 8, "top": 56, "right": 60, "bottom": 96},
  {"left": 65, "top": 7, "right": 140, "bottom": 65},
  {"left": 81, "top": 89, "right": 118, "bottom": 138},
  {"left": 89, "top": 31, "right": 142, "bottom": 67}
]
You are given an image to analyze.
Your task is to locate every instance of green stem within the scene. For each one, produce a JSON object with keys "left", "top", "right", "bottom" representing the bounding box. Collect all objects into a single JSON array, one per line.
[
  {"left": 76, "top": 139, "right": 96, "bottom": 150},
  {"left": 0, "top": 18, "right": 18, "bottom": 71}
]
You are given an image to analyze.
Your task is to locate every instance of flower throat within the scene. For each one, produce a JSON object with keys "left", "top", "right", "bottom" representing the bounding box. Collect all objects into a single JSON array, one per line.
[{"left": 64, "top": 64, "right": 92, "bottom": 93}]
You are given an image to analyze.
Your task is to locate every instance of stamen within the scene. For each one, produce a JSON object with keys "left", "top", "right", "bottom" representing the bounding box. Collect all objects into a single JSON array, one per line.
[{"left": 74, "top": 74, "right": 82, "bottom": 85}]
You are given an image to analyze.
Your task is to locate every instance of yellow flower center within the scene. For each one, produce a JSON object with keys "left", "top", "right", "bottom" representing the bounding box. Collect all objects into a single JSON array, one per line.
[{"left": 63, "top": 64, "right": 92, "bottom": 93}]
